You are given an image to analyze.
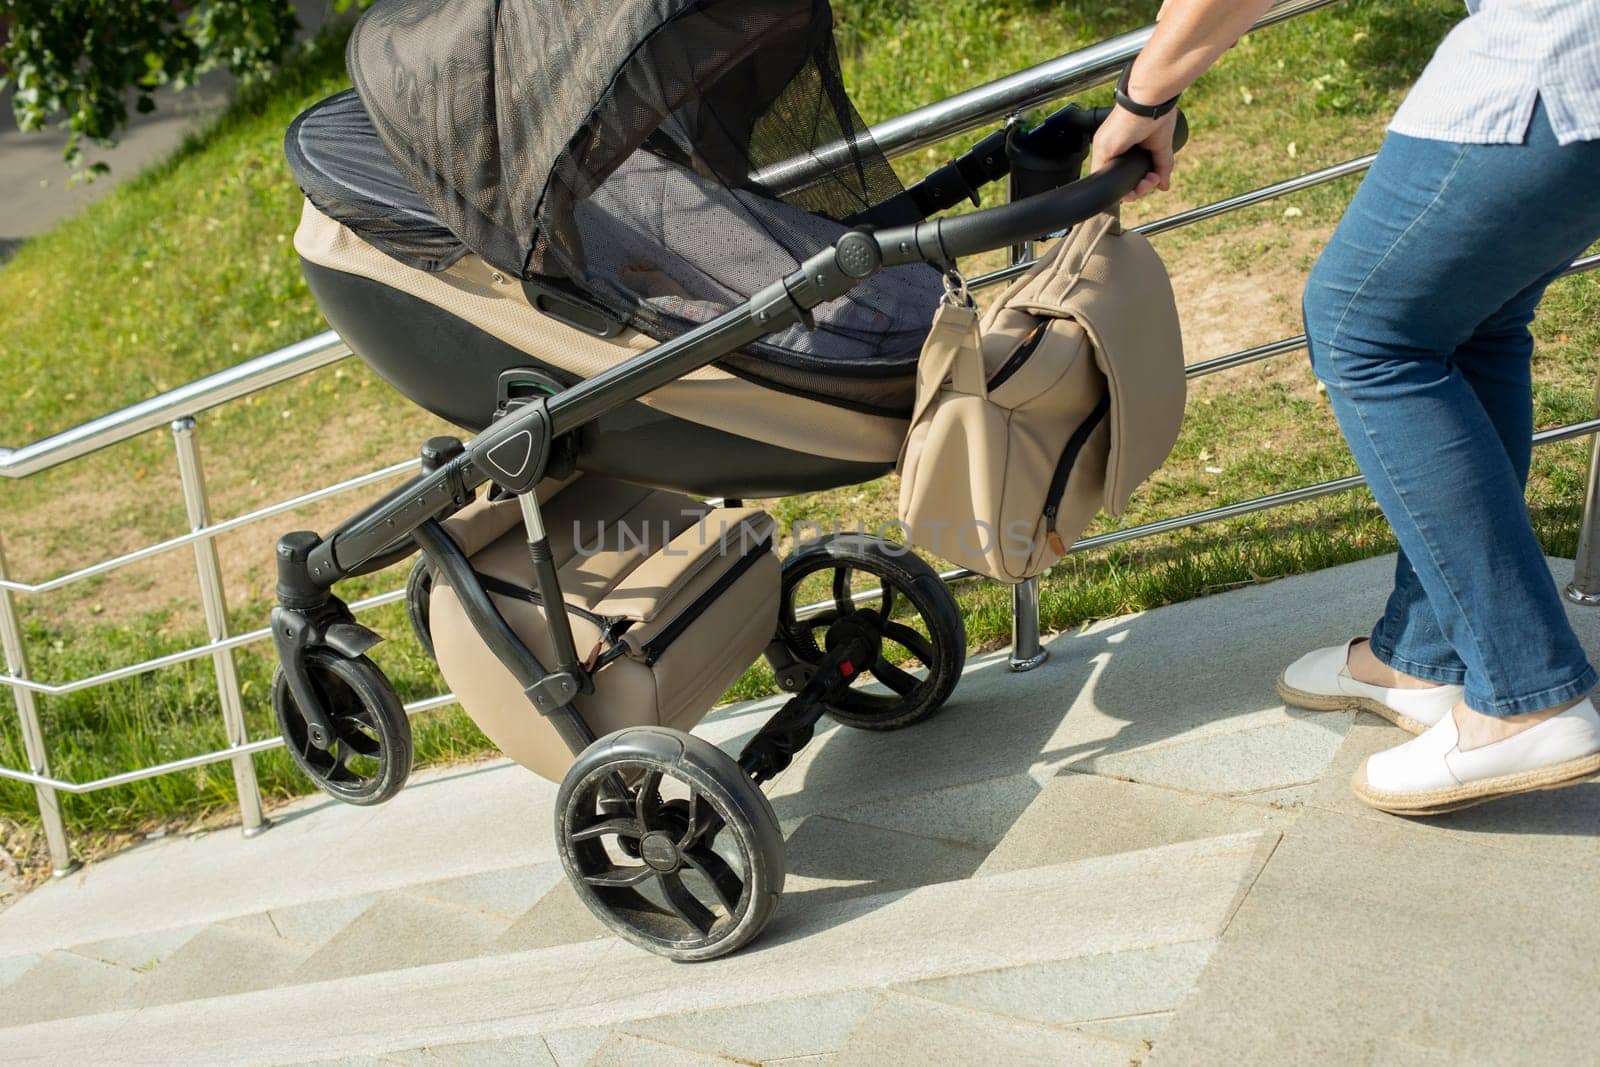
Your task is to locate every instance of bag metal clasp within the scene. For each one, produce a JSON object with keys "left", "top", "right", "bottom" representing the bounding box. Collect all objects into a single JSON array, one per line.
[{"left": 941, "top": 266, "right": 975, "bottom": 309}]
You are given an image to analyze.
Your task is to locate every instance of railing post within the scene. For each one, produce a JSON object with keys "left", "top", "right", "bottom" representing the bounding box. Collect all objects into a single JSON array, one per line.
[
  {"left": 1009, "top": 577, "right": 1049, "bottom": 672},
  {"left": 1566, "top": 382, "right": 1600, "bottom": 606},
  {"left": 0, "top": 536, "right": 77, "bottom": 874},
  {"left": 171, "top": 417, "right": 267, "bottom": 836}
]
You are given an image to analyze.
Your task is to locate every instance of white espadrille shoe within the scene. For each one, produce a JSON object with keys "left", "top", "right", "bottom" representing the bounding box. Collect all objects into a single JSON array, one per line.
[
  {"left": 1353, "top": 698, "right": 1600, "bottom": 816},
  {"left": 1277, "top": 638, "right": 1462, "bottom": 735}
]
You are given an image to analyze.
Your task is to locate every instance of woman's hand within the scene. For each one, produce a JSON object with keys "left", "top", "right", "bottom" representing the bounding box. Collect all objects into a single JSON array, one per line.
[{"left": 1090, "top": 107, "right": 1180, "bottom": 202}]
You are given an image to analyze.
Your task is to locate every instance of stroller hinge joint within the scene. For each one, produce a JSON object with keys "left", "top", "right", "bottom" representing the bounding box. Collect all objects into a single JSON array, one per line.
[
  {"left": 526, "top": 671, "right": 582, "bottom": 715},
  {"left": 470, "top": 400, "right": 553, "bottom": 495}
]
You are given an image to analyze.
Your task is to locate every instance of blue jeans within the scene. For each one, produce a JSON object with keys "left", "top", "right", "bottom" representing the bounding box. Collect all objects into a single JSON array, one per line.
[{"left": 1304, "top": 100, "right": 1600, "bottom": 716}]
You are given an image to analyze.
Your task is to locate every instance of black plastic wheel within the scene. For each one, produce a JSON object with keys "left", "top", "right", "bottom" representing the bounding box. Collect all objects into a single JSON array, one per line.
[
  {"left": 405, "top": 556, "right": 435, "bottom": 660},
  {"left": 272, "top": 648, "right": 413, "bottom": 806},
  {"left": 776, "top": 534, "right": 966, "bottom": 730},
  {"left": 556, "top": 727, "right": 785, "bottom": 961}
]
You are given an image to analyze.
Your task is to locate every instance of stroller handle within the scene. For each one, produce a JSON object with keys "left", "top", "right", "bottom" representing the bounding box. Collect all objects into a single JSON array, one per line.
[{"left": 874, "top": 110, "right": 1188, "bottom": 267}]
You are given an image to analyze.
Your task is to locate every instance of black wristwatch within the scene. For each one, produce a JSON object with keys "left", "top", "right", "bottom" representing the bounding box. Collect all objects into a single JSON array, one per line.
[{"left": 1114, "top": 61, "right": 1181, "bottom": 119}]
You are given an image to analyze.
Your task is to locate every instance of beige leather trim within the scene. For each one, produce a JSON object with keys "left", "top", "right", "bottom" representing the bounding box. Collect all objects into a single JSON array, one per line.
[
  {"left": 598, "top": 508, "right": 774, "bottom": 622},
  {"left": 437, "top": 474, "right": 580, "bottom": 559},
  {"left": 430, "top": 582, "right": 650, "bottom": 782},
  {"left": 296, "top": 201, "right": 905, "bottom": 464}
]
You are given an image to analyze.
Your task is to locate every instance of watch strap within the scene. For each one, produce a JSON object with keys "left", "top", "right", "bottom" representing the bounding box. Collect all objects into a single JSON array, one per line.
[{"left": 1114, "top": 61, "right": 1181, "bottom": 119}]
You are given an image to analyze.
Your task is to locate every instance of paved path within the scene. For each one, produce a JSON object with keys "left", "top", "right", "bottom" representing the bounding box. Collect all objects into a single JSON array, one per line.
[{"left": 1, "top": 554, "right": 1597, "bottom": 1064}]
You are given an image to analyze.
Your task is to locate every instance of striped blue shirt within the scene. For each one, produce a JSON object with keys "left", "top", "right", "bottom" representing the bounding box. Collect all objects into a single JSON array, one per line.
[{"left": 1389, "top": 0, "right": 1600, "bottom": 145}]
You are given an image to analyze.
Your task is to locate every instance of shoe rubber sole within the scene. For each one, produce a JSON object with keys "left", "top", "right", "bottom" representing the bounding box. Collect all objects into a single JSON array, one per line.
[
  {"left": 1276, "top": 671, "right": 1431, "bottom": 736},
  {"left": 1351, "top": 751, "right": 1600, "bottom": 817}
]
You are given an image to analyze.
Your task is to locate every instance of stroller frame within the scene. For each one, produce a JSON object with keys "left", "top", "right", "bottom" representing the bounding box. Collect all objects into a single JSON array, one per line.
[{"left": 271, "top": 105, "right": 1184, "bottom": 959}]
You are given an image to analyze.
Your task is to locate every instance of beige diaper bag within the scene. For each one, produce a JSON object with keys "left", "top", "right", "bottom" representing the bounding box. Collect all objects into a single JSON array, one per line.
[{"left": 897, "top": 212, "right": 1185, "bottom": 582}]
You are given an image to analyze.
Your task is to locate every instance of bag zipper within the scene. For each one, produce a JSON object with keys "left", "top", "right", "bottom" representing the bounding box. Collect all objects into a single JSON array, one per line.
[
  {"left": 986, "top": 322, "right": 1049, "bottom": 391},
  {"left": 639, "top": 537, "right": 773, "bottom": 667},
  {"left": 474, "top": 572, "right": 632, "bottom": 644},
  {"left": 1040, "top": 395, "right": 1111, "bottom": 553}
]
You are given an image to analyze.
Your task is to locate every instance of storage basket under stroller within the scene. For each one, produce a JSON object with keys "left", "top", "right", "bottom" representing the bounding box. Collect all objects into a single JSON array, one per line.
[{"left": 424, "top": 477, "right": 779, "bottom": 782}]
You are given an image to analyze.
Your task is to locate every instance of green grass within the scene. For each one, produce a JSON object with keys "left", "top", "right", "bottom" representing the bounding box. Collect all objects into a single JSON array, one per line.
[{"left": 2, "top": 0, "right": 1597, "bottom": 865}]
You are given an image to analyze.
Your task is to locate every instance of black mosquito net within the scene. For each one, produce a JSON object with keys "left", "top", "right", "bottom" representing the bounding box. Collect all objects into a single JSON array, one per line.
[
  {"left": 286, "top": 89, "right": 467, "bottom": 272},
  {"left": 346, "top": 0, "right": 941, "bottom": 406}
]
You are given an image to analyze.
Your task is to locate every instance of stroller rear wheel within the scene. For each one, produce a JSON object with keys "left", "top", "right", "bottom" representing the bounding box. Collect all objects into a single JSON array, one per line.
[
  {"left": 775, "top": 534, "right": 966, "bottom": 731},
  {"left": 272, "top": 649, "right": 413, "bottom": 806},
  {"left": 404, "top": 556, "right": 435, "bottom": 660},
  {"left": 556, "top": 727, "right": 784, "bottom": 962}
]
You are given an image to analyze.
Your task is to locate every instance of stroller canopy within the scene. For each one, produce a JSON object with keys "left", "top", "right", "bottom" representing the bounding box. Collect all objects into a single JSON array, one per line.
[
  {"left": 343, "top": 0, "right": 941, "bottom": 407},
  {"left": 351, "top": 0, "right": 903, "bottom": 282}
]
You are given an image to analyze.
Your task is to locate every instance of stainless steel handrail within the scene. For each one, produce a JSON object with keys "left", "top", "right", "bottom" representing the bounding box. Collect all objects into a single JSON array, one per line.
[
  {"left": 0, "top": 692, "right": 457, "bottom": 795},
  {"left": 0, "top": 588, "right": 404, "bottom": 696},
  {"left": 756, "top": 0, "right": 1347, "bottom": 193},
  {"left": 0, "top": 332, "right": 350, "bottom": 479},
  {"left": 0, "top": 458, "right": 416, "bottom": 595}
]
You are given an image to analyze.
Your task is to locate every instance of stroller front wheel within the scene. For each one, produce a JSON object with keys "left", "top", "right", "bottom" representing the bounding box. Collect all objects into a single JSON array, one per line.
[
  {"left": 272, "top": 649, "right": 413, "bottom": 806},
  {"left": 556, "top": 726, "right": 784, "bottom": 962}
]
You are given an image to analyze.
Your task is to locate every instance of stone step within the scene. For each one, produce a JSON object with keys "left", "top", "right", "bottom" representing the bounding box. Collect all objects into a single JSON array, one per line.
[
  {"left": 0, "top": 863, "right": 593, "bottom": 1030},
  {"left": 0, "top": 754, "right": 1319, "bottom": 1037},
  {"left": 1, "top": 830, "right": 1280, "bottom": 1064},
  {"left": 0, "top": 639, "right": 1329, "bottom": 1035}
]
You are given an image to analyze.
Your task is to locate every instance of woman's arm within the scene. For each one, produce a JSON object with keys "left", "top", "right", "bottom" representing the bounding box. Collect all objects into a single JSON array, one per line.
[{"left": 1090, "top": 0, "right": 1279, "bottom": 200}]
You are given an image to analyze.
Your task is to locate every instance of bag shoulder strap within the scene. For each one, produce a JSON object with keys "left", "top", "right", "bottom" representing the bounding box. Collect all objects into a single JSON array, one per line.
[{"left": 910, "top": 302, "right": 986, "bottom": 428}]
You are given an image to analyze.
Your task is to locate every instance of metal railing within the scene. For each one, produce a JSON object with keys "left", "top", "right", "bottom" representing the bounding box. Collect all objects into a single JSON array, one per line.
[{"left": 5, "top": 0, "right": 1600, "bottom": 875}]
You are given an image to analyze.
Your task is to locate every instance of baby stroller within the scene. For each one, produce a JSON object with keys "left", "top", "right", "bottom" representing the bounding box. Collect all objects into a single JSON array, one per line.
[{"left": 272, "top": 0, "right": 1182, "bottom": 960}]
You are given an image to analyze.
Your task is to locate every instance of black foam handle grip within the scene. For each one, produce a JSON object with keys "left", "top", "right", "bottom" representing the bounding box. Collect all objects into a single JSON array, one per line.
[{"left": 876, "top": 110, "right": 1188, "bottom": 266}]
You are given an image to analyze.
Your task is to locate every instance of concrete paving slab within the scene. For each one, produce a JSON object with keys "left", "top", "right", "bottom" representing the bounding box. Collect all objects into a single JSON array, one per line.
[
  {"left": 538, "top": 1024, "right": 612, "bottom": 1067},
  {"left": 291, "top": 893, "right": 513, "bottom": 985},
  {"left": 898, "top": 941, "right": 1217, "bottom": 1031},
  {"left": 583, "top": 1033, "right": 742, "bottom": 1065},
  {"left": 1230, "top": 782, "right": 1317, "bottom": 809},
  {"left": 1082, "top": 711, "right": 1355, "bottom": 795},
  {"left": 0, "top": 952, "right": 42, "bottom": 989},
  {"left": 1075, "top": 1010, "right": 1171, "bottom": 1047},
  {"left": 757, "top": 652, "right": 1078, "bottom": 821},
  {"left": 979, "top": 772, "right": 1294, "bottom": 876},
  {"left": 1, "top": 833, "right": 1275, "bottom": 1063},
  {"left": 0, "top": 759, "right": 554, "bottom": 956},
  {"left": 408, "top": 863, "right": 565, "bottom": 920},
  {"left": 611, "top": 991, "right": 877, "bottom": 1063},
  {"left": 1153, "top": 808, "right": 1600, "bottom": 1064},
  {"left": 257, "top": 893, "right": 381, "bottom": 946},
  {"left": 0, "top": 950, "right": 143, "bottom": 1026},
  {"left": 823, "top": 773, "right": 1043, "bottom": 850},
  {"left": 525, "top": 831, "right": 1279, "bottom": 1047},
  {"left": 830, "top": 991, "right": 1134, "bottom": 1066},
  {"left": 385, "top": 1034, "right": 558, "bottom": 1066},
  {"left": 71, "top": 923, "right": 205, "bottom": 971},
  {"left": 493, "top": 880, "right": 608, "bottom": 953},
  {"left": 139, "top": 924, "right": 317, "bottom": 1008},
  {"left": 782, "top": 814, "right": 989, "bottom": 902}
]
